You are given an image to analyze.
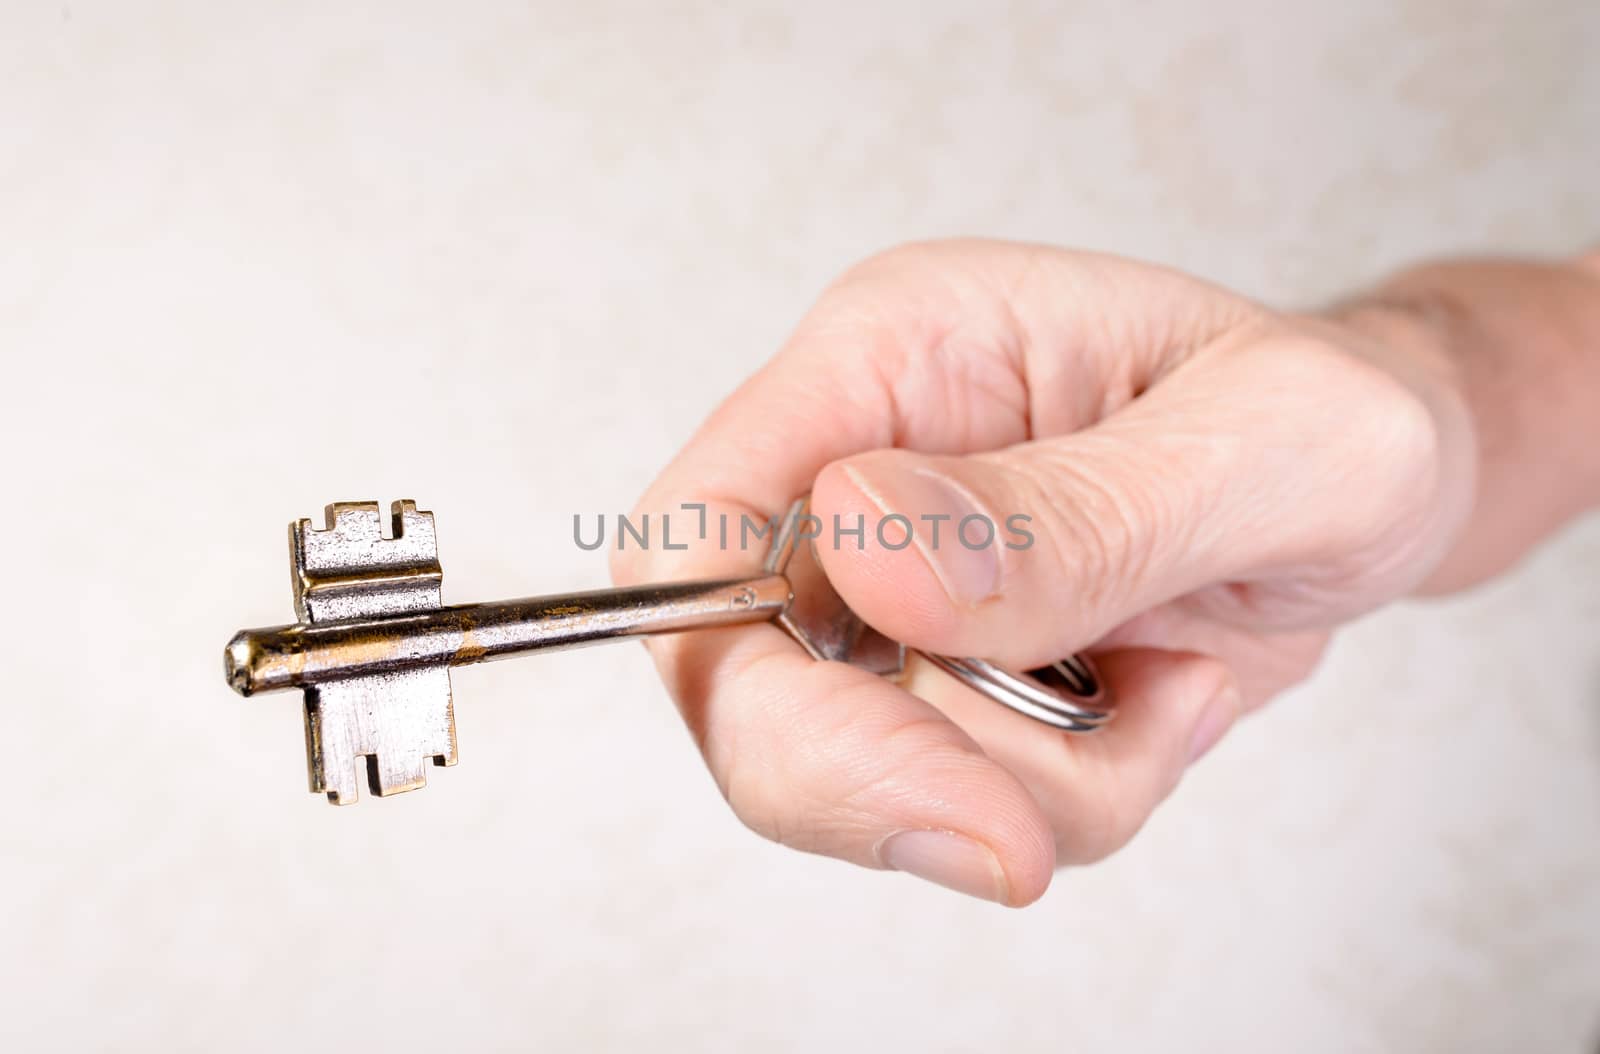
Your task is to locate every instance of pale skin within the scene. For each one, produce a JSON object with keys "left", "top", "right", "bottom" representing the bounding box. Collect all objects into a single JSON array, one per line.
[{"left": 612, "top": 242, "right": 1600, "bottom": 906}]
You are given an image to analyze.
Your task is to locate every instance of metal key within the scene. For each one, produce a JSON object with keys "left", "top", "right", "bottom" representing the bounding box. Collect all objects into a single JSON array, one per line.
[{"left": 225, "top": 498, "right": 1111, "bottom": 804}]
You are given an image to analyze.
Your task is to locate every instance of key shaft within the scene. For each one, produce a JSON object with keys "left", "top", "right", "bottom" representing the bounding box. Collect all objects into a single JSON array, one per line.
[{"left": 226, "top": 574, "right": 791, "bottom": 696}]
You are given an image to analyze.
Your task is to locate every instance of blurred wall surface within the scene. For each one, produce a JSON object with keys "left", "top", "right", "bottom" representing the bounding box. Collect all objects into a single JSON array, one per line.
[{"left": 1, "top": 2, "right": 1597, "bottom": 1051}]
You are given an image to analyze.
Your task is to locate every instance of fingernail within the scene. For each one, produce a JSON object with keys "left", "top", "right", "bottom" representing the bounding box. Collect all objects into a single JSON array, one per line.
[
  {"left": 1187, "top": 684, "right": 1240, "bottom": 764},
  {"left": 844, "top": 463, "right": 1000, "bottom": 605},
  {"left": 877, "top": 829, "right": 1010, "bottom": 903}
]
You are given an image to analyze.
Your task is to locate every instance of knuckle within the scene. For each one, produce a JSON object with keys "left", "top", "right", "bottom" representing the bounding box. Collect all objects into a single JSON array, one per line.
[
  {"left": 804, "top": 242, "right": 940, "bottom": 325},
  {"left": 1059, "top": 749, "right": 1150, "bottom": 863},
  {"left": 828, "top": 721, "right": 962, "bottom": 822},
  {"left": 719, "top": 745, "right": 812, "bottom": 850},
  {"left": 717, "top": 673, "right": 941, "bottom": 858},
  {"left": 837, "top": 239, "right": 960, "bottom": 285},
  {"left": 1215, "top": 329, "right": 1450, "bottom": 550},
  {"left": 1243, "top": 331, "right": 1442, "bottom": 460},
  {"left": 1310, "top": 347, "right": 1448, "bottom": 550},
  {"left": 1245, "top": 631, "right": 1328, "bottom": 707}
]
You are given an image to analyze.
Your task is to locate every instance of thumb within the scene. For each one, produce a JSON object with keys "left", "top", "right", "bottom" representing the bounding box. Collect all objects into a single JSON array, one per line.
[{"left": 811, "top": 404, "right": 1262, "bottom": 666}]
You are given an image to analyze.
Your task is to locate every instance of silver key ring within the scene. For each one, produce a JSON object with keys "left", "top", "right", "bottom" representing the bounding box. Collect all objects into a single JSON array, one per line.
[
  {"left": 917, "top": 653, "right": 1112, "bottom": 732},
  {"left": 768, "top": 498, "right": 1114, "bottom": 733}
]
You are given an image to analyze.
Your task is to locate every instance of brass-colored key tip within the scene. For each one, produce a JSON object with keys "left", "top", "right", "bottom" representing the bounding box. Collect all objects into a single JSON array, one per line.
[{"left": 224, "top": 632, "right": 257, "bottom": 696}]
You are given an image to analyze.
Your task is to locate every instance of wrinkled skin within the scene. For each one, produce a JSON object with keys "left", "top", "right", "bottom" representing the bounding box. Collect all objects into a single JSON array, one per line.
[{"left": 612, "top": 240, "right": 1496, "bottom": 906}]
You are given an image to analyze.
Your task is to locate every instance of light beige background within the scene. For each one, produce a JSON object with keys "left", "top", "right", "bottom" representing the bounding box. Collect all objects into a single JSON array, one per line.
[{"left": 1, "top": 1, "right": 1596, "bottom": 1051}]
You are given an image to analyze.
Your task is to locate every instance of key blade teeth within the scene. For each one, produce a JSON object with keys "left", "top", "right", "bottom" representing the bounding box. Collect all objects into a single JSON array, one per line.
[
  {"left": 303, "top": 694, "right": 359, "bottom": 804},
  {"left": 302, "top": 668, "right": 457, "bottom": 806},
  {"left": 290, "top": 499, "right": 444, "bottom": 623}
]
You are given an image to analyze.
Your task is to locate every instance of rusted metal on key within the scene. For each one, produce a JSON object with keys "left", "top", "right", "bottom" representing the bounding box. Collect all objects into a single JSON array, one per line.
[
  {"left": 226, "top": 497, "right": 1111, "bottom": 806},
  {"left": 283, "top": 501, "right": 454, "bottom": 804},
  {"left": 227, "top": 500, "right": 791, "bottom": 804}
]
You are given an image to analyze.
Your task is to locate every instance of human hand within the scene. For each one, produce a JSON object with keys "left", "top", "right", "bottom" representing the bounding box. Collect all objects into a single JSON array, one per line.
[{"left": 612, "top": 239, "right": 1487, "bottom": 905}]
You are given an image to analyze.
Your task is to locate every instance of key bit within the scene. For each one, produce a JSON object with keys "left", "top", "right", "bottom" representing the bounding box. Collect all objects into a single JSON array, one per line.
[{"left": 288, "top": 501, "right": 453, "bottom": 803}]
